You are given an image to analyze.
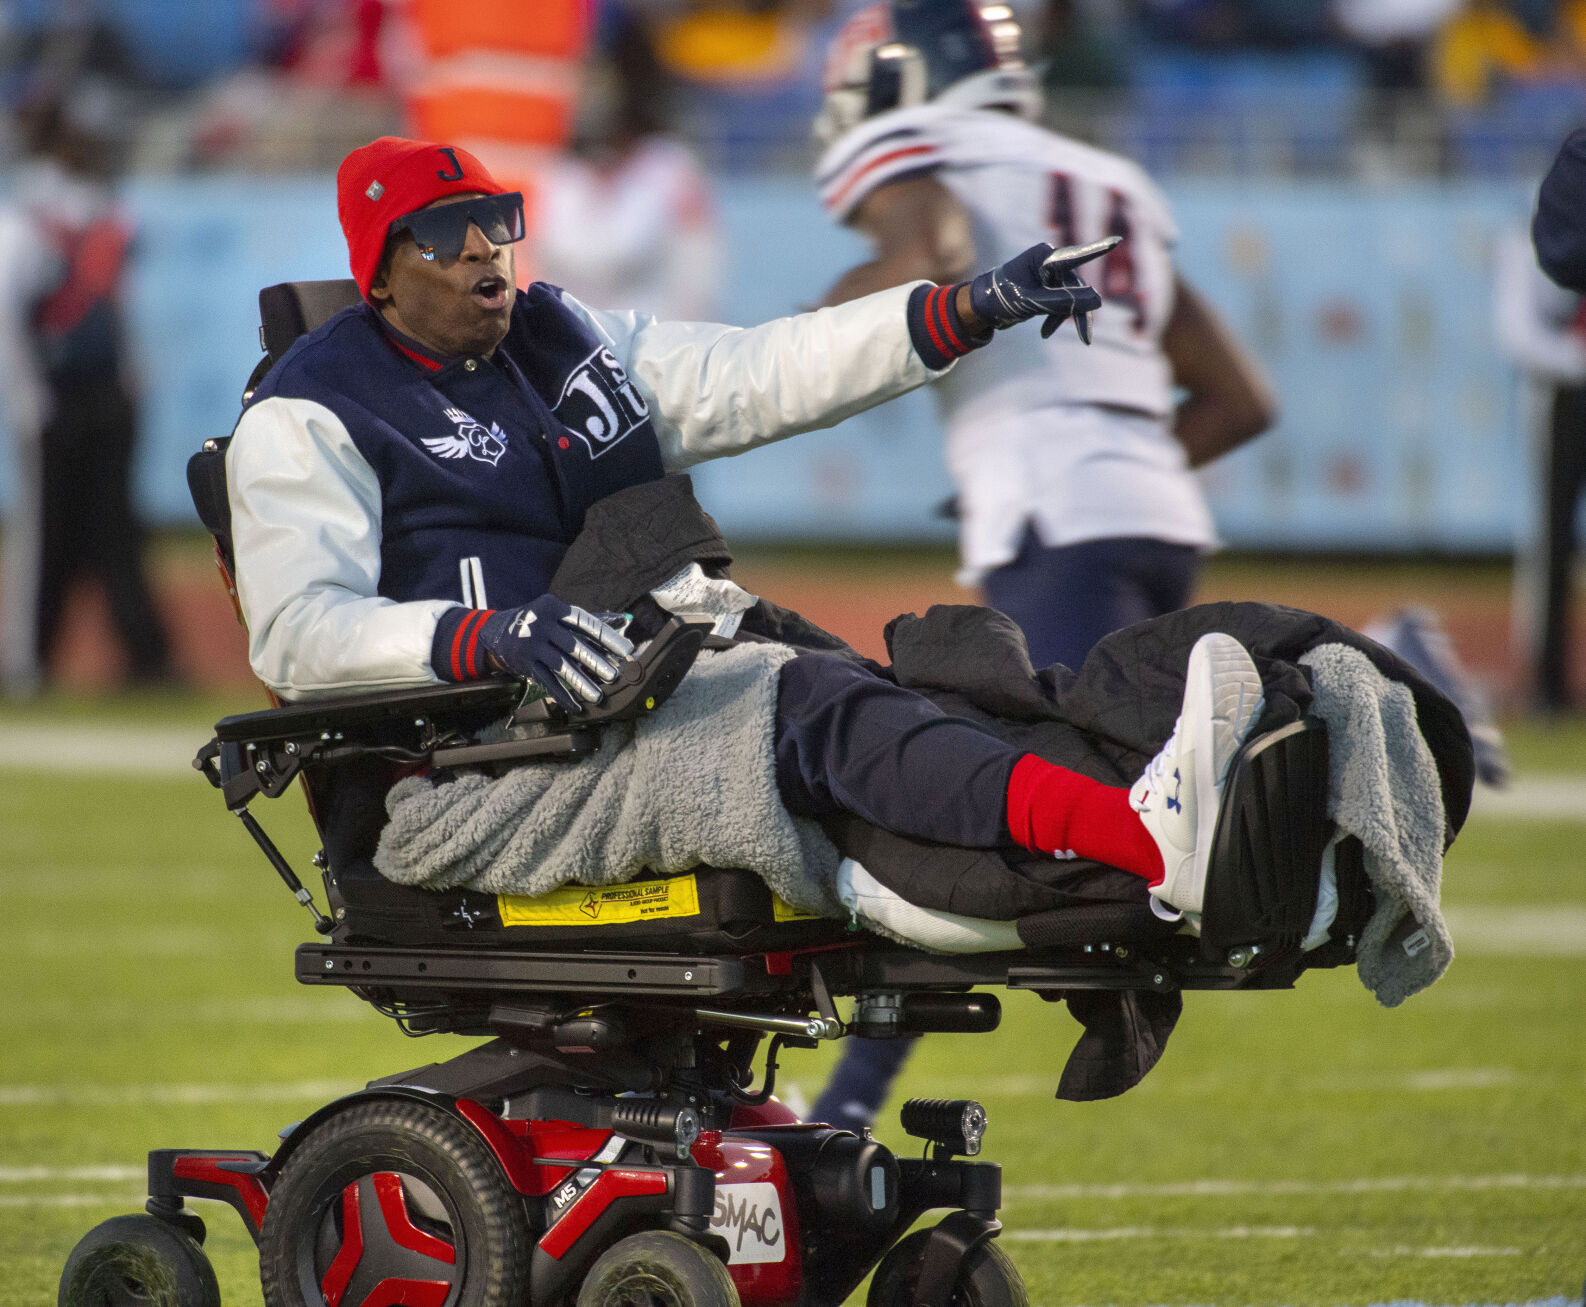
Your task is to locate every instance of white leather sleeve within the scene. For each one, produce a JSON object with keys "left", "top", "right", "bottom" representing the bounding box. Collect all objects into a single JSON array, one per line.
[
  {"left": 227, "top": 395, "right": 459, "bottom": 700},
  {"left": 560, "top": 281, "right": 942, "bottom": 470}
]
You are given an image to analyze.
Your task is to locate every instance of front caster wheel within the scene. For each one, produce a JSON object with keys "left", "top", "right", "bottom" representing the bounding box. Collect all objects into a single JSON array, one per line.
[
  {"left": 576, "top": 1230, "right": 739, "bottom": 1307},
  {"left": 259, "top": 1098, "right": 530, "bottom": 1307},
  {"left": 867, "top": 1227, "right": 1027, "bottom": 1307},
  {"left": 58, "top": 1212, "right": 220, "bottom": 1307}
]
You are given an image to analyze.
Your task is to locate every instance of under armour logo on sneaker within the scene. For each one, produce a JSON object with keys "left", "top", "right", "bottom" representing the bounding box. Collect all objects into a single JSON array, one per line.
[
  {"left": 1165, "top": 767, "right": 1183, "bottom": 813},
  {"left": 508, "top": 610, "right": 538, "bottom": 639}
]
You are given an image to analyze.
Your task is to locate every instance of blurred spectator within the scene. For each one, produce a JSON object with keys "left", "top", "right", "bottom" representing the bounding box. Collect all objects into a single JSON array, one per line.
[
  {"left": 535, "top": 11, "right": 720, "bottom": 318},
  {"left": 1032, "top": 0, "right": 1131, "bottom": 91},
  {"left": 642, "top": 0, "right": 835, "bottom": 86},
  {"left": 1497, "top": 221, "right": 1586, "bottom": 711},
  {"left": 1331, "top": 0, "right": 1462, "bottom": 90},
  {"left": 186, "top": 0, "right": 401, "bottom": 170},
  {"left": 0, "top": 84, "right": 176, "bottom": 694},
  {"left": 1431, "top": 0, "right": 1554, "bottom": 107},
  {"left": 1135, "top": 0, "right": 1332, "bottom": 51},
  {"left": 622, "top": 0, "right": 838, "bottom": 168},
  {"left": 1362, "top": 607, "right": 1512, "bottom": 783}
]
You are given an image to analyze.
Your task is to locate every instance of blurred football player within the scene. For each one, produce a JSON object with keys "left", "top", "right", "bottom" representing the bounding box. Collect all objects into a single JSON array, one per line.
[
  {"left": 808, "top": 0, "right": 1276, "bottom": 1131},
  {"left": 0, "top": 85, "right": 176, "bottom": 695}
]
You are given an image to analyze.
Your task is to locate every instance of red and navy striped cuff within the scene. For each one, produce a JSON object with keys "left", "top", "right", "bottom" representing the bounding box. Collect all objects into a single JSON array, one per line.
[
  {"left": 432, "top": 606, "right": 496, "bottom": 682},
  {"left": 906, "top": 282, "right": 989, "bottom": 371}
]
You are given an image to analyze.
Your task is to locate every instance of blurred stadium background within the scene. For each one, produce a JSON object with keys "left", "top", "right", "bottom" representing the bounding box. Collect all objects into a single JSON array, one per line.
[
  {"left": 2, "top": 3, "right": 1585, "bottom": 1305},
  {"left": 0, "top": 0, "right": 1583, "bottom": 703}
]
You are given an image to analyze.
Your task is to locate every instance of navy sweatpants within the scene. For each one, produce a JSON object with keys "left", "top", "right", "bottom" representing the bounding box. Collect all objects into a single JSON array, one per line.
[
  {"left": 775, "top": 653, "right": 1023, "bottom": 1134},
  {"left": 809, "top": 532, "right": 1197, "bottom": 1131},
  {"left": 982, "top": 529, "right": 1200, "bottom": 672},
  {"left": 773, "top": 652, "right": 1019, "bottom": 848}
]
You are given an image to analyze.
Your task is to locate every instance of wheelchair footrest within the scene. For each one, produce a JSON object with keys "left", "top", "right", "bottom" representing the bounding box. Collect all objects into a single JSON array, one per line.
[{"left": 1200, "top": 717, "right": 1332, "bottom": 953}]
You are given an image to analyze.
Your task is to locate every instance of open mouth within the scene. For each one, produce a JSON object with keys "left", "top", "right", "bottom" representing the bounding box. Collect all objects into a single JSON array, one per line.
[{"left": 470, "top": 275, "right": 510, "bottom": 311}]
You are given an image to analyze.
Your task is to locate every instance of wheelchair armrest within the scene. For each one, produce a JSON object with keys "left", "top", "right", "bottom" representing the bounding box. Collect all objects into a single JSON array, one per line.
[
  {"left": 199, "top": 680, "right": 532, "bottom": 808},
  {"left": 199, "top": 613, "right": 718, "bottom": 806},
  {"left": 211, "top": 680, "right": 525, "bottom": 747}
]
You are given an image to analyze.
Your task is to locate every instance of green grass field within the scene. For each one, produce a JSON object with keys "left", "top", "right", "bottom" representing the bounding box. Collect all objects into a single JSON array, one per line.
[{"left": 1, "top": 694, "right": 1583, "bottom": 1306}]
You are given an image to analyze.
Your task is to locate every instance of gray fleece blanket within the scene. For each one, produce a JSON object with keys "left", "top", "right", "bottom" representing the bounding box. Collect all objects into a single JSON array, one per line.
[
  {"left": 374, "top": 643, "right": 842, "bottom": 916},
  {"left": 1300, "top": 643, "right": 1453, "bottom": 1006}
]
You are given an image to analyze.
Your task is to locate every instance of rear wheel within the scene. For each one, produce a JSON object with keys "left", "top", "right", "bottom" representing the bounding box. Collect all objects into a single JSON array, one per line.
[
  {"left": 867, "top": 1227, "right": 1026, "bottom": 1307},
  {"left": 259, "top": 1098, "right": 529, "bottom": 1307},
  {"left": 575, "top": 1230, "right": 739, "bottom": 1307},
  {"left": 58, "top": 1212, "right": 220, "bottom": 1307}
]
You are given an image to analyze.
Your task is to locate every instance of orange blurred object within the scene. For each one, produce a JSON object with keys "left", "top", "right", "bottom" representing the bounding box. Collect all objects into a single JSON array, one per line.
[
  {"left": 408, "top": 0, "right": 590, "bottom": 60},
  {"left": 401, "top": 0, "right": 590, "bottom": 265},
  {"left": 409, "top": 88, "right": 572, "bottom": 148}
]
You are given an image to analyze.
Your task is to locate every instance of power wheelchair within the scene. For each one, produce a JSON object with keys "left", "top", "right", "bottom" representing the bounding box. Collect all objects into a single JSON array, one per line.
[{"left": 59, "top": 281, "right": 1367, "bottom": 1307}]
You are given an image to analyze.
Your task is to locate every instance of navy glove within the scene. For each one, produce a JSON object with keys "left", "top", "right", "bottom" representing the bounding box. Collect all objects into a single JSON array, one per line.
[
  {"left": 478, "top": 595, "right": 635, "bottom": 713},
  {"left": 967, "top": 236, "right": 1118, "bottom": 342}
]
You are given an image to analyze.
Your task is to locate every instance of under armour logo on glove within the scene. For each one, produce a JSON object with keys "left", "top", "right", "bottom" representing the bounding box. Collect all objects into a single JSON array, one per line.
[
  {"left": 968, "top": 236, "right": 1118, "bottom": 342},
  {"left": 478, "top": 595, "right": 635, "bottom": 713}
]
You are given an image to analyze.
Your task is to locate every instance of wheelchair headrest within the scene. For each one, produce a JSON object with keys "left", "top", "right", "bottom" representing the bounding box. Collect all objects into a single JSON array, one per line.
[
  {"left": 188, "top": 439, "right": 233, "bottom": 563},
  {"left": 259, "top": 279, "right": 361, "bottom": 362}
]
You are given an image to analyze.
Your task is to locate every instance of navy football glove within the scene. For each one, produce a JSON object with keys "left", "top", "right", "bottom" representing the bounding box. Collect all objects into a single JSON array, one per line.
[
  {"left": 478, "top": 595, "right": 635, "bottom": 713},
  {"left": 967, "top": 236, "right": 1119, "bottom": 342}
]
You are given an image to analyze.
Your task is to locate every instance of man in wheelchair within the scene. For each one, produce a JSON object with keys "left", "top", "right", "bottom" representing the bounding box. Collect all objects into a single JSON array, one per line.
[
  {"left": 57, "top": 134, "right": 1473, "bottom": 1307},
  {"left": 227, "top": 134, "right": 1260, "bottom": 933}
]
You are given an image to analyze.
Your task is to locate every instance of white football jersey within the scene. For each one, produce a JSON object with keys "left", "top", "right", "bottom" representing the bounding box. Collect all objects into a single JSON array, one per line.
[
  {"left": 815, "top": 103, "right": 1215, "bottom": 576},
  {"left": 816, "top": 102, "right": 1179, "bottom": 418}
]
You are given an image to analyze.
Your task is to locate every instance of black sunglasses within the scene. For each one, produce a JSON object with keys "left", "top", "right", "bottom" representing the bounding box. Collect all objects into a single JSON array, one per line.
[{"left": 389, "top": 191, "right": 526, "bottom": 263}]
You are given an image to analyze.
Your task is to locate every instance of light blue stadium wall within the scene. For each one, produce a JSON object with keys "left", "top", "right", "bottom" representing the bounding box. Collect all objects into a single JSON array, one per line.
[{"left": 98, "top": 174, "right": 1538, "bottom": 550}]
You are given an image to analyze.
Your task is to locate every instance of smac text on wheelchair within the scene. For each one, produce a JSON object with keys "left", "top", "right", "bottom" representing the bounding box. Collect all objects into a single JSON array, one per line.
[{"left": 58, "top": 283, "right": 1369, "bottom": 1307}]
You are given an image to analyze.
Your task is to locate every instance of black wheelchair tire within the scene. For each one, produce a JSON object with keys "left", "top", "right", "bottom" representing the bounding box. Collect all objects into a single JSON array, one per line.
[
  {"left": 575, "top": 1230, "right": 739, "bottom": 1307},
  {"left": 867, "top": 1228, "right": 1027, "bottom": 1307},
  {"left": 258, "top": 1098, "right": 530, "bottom": 1307},
  {"left": 58, "top": 1212, "right": 220, "bottom": 1307}
]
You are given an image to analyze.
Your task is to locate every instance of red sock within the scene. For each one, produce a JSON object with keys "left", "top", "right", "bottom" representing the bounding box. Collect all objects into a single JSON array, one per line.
[{"left": 1005, "top": 754, "right": 1164, "bottom": 884}]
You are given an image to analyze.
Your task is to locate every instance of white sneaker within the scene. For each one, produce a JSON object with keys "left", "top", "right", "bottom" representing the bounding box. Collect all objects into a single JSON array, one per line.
[{"left": 1130, "top": 632, "right": 1265, "bottom": 917}]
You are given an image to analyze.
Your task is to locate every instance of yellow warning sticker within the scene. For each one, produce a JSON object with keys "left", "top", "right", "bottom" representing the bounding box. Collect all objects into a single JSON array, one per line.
[
  {"left": 498, "top": 875, "right": 701, "bottom": 927},
  {"left": 771, "top": 896, "right": 822, "bottom": 923}
]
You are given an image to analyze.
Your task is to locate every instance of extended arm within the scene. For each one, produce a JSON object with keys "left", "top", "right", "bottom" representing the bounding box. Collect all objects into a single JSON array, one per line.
[
  {"left": 567, "top": 283, "right": 944, "bottom": 470},
  {"left": 1161, "top": 275, "right": 1278, "bottom": 469},
  {"left": 569, "top": 225, "right": 1102, "bottom": 470}
]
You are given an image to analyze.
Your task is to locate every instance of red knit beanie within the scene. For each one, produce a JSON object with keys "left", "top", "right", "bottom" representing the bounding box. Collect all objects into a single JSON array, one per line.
[{"left": 336, "top": 136, "right": 506, "bottom": 299}]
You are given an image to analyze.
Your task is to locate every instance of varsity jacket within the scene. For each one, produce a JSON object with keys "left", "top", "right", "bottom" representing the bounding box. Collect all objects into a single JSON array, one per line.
[{"left": 228, "top": 280, "right": 944, "bottom": 699}]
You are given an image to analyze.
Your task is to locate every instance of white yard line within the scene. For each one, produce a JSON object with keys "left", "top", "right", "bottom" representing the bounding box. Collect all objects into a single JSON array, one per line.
[
  {"left": 0, "top": 1192, "right": 146, "bottom": 1208},
  {"left": 914, "top": 1065, "right": 1578, "bottom": 1096},
  {"left": 3, "top": 720, "right": 1585, "bottom": 817},
  {"left": 1470, "top": 775, "right": 1586, "bottom": 822},
  {"left": 0, "top": 1166, "right": 143, "bottom": 1182},
  {"left": 1004, "top": 1173, "right": 1586, "bottom": 1200},
  {"left": 1359, "top": 1245, "right": 1524, "bottom": 1258},
  {"left": 1006, "top": 1226, "right": 1528, "bottom": 1257},
  {"left": 0, "top": 724, "right": 208, "bottom": 775},
  {"left": 1443, "top": 905, "right": 1586, "bottom": 956},
  {"left": 1005, "top": 1224, "right": 1314, "bottom": 1242},
  {"left": 0, "top": 1079, "right": 360, "bottom": 1107}
]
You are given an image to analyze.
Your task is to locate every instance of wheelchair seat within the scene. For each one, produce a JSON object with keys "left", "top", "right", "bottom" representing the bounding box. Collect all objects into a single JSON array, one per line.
[{"left": 193, "top": 279, "right": 1369, "bottom": 1038}]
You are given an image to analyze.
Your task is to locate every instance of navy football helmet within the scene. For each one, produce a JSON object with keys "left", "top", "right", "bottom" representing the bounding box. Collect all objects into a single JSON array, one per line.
[{"left": 815, "top": 0, "right": 1040, "bottom": 146}]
